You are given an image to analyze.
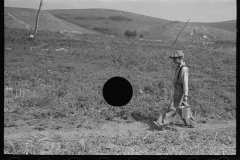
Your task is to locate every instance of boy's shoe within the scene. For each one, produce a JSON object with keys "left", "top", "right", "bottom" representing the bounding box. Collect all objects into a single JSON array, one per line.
[
  {"left": 153, "top": 121, "right": 168, "bottom": 130},
  {"left": 153, "top": 121, "right": 160, "bottom": 128},
  {"left": 182, "top": 125, "right": 195, "bottom": 128}
]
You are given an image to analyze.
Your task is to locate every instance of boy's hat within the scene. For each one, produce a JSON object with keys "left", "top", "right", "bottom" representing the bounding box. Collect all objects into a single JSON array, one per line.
[{"left": 169, "top": 50, "right": 184, "bottom": 58}]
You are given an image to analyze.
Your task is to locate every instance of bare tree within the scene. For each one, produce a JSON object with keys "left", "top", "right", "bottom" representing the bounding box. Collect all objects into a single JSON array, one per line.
[{"left": 33, "top": 0, "right": 43, "bottom": 42}]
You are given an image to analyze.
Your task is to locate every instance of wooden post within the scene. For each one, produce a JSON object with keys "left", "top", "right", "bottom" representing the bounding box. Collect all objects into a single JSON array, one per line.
[{"left": 33, "top": 0, "right": 43, "bottom": 42}]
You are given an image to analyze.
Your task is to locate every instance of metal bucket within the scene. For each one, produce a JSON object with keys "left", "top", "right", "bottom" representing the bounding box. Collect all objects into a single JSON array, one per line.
[{"left": 181, "top": 106, "right": 190, "bottom": 119}]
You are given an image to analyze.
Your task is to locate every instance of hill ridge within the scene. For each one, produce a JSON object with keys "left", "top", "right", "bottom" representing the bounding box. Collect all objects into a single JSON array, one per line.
[
  {"left": 46, "top": 8, "right": 168, "bottom": 21},
  {"left": 5, "top": 13, "right": 33, "bottom": 30},
  {"left": 4, "top": 7, "right": 236, "bottom": 41},
  {"left": 4, "top": 7, "right": 100, "bottom": 34},
  {"left": 48, "top": 8, "right": 236, "bottom": 41}
]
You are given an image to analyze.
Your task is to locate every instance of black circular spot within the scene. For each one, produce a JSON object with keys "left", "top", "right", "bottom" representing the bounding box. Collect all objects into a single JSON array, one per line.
[{"left": 103, "top": 76, "right": 133, "bottom": 107}]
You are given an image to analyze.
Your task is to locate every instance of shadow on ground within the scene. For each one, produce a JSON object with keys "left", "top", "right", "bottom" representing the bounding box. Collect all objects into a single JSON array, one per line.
[
  {"left": 130, "top": 112, "right": 177, "bottom": 131},
  {"left": 173, "top": 123, "right": 186, "bottom": 127}
]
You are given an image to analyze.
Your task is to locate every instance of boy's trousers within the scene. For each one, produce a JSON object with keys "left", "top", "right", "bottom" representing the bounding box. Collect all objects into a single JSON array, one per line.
[{"left": 156, "top": 95, "right": 196, "bottom": 128}]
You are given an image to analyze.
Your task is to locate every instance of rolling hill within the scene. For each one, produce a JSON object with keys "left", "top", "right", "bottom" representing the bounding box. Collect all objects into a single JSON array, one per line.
[
  {"left": 48, "top": 8, "right": 236, "bottom": 42},
  {"left": 47, "top": 8, "right": 169, "bottom": 36},
  {"left": 138, "top": 20, "right": 236, "bottom": 42},
  {"left": 5, "top": 12, "right": 33, "bottom": 30},
  {"left": 4, "top": 7, "right": 100, "bottom": 34},
  {"left": 4, "top": 7, "right": 236, "bottom": 42},
  {"left": 191, "top": 20, "right": 236, "bottom": 32}
]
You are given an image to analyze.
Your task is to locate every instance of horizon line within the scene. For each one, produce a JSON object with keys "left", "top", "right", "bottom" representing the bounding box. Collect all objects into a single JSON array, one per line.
[{"left": 4, "top": 6, "right": 236, "bottom": 23}]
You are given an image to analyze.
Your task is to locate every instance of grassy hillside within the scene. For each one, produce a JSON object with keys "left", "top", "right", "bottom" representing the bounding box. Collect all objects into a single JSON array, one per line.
[
  {"left": 4, "top": 7, "right": 236, "bottom": 155},
  {"left": 4, "top": 27, "right": 236, "bottom": 155},
  {"left": 4, "top": 7, "right": 99, "bottom": 34},
  {"left": 47, "top": 8, "right": 169, "bottom": 36},
  {"left": 4, "top": 7, "right": 236, "bottom": 42},
  {"left": 48, "top": 8, "right": 236, "bottom": 42},
  {"left": 142, "top": 21, "right": 236, "bottom": 42},
  {"left": 5, "top": 27, "right": 236, "bottom": 126},
  {"left": 192, "top": 20, "right": 236, "bottom": 32},
  {"left": 4, "top": 13, "right": 33, "bottom": 30}
]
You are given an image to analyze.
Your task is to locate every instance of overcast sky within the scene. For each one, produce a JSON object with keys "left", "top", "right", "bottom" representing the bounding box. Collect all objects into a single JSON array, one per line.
[{"left": 4, "top": 0, "right": 236, "bottom": 22}]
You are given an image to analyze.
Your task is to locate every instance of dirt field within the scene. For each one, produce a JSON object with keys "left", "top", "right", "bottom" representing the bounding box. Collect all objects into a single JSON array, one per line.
[
  {"left": 4, "top": 115, "right": 236, "bottom": 155},
  {"left": 5, "top": 119, "right": 236, "bottom": 140}
]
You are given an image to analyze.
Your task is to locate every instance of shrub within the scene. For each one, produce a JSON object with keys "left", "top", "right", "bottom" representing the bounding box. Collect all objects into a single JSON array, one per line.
[
  {"left": 93, "top": 27, "right": 111, "bottom": 34},
  {"left": 124, "top": 30, "right": 131, "bottom": 38},
  {"left": 124, "top": 30, "right": 137, "bottom": 38},
  {"left": 132, "top": 30, "right": 137, "bottom": 37}
]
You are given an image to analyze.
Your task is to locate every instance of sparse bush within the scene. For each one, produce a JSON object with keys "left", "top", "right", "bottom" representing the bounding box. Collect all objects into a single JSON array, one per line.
[
  {"left": 93, "top": 27, "right": 111, "bottom": 34},
  {"left": 124, "top": 30, "right": 137, "bottom": 38},
  {"left": 132, "top": 30, "right": 137, "bottom": 38},
  {"left": 124, "top": 30, "right": 131, "bottom": 38}
]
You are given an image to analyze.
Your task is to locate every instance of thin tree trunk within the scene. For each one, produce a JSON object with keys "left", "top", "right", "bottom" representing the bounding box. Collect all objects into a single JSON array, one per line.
[{"left": 33, "top": 0, "right": 43, "bottom": 42}]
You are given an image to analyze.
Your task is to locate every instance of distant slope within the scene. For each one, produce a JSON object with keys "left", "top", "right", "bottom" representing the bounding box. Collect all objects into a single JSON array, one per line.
[
  {"left": 139, "top": 20, "right": 236, "bottom": 42},
  {"left": 5, "top": 7, "right": 236, "bottom": 42},
  {"left": 191, "top": 20, "right": 236, "bottom": 32},
  {"left": 47, "top": 8, "right": 169, "bottom": 36},
  {"left": 4, "top": 13, "right": 33, "bottom": 30},
  {"left": 48, "top": 8, "right": 236, "bottom": 42},
  {"left": 4, "top": 7, "right": 99, "bottom": 34}
]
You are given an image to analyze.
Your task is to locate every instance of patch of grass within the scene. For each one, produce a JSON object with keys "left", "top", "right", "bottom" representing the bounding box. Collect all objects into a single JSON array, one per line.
[
  {"left": 108, "top": 16, "right": 132, "bottom": 22},
  {"left": 73, "top": 16, "right": 106, "bottom": 21},
  {"left": 93, "top": 27, "right": 112, "bottom": 34},
  {"left": 4, "top": 27, "right": 235, "bottom": 130},
  {"left": 4, "top": 127, "right": 236, "bottom": 155}
]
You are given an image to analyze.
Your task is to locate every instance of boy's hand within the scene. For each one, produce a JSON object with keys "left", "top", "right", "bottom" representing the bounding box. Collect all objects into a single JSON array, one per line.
[{"left": 183, "top": 95, "right": 188, "bottom": 102}]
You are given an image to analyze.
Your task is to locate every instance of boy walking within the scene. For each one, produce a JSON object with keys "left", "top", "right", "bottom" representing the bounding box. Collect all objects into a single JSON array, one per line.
[{"left": 154, "top": 50, "right": 196, "bottom": 128}]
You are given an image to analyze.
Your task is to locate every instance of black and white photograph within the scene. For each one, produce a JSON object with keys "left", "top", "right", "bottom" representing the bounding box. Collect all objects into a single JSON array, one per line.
[{"left": 4, "top": 0, "right": 236, "bottom": 156}]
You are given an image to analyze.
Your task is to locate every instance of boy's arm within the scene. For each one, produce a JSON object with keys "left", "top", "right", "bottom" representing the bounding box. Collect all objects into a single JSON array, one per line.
[{"left": 182, "top": 67, "right": 189, "bottom": 96}]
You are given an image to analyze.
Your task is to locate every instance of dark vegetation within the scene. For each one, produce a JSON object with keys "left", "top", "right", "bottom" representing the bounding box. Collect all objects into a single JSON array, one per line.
[
  {"left": 93, "top": 27, "right": 112, "bottom": 34},
  {"left": 124, "top": 30, "right": 137, "bottom": 38}
]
